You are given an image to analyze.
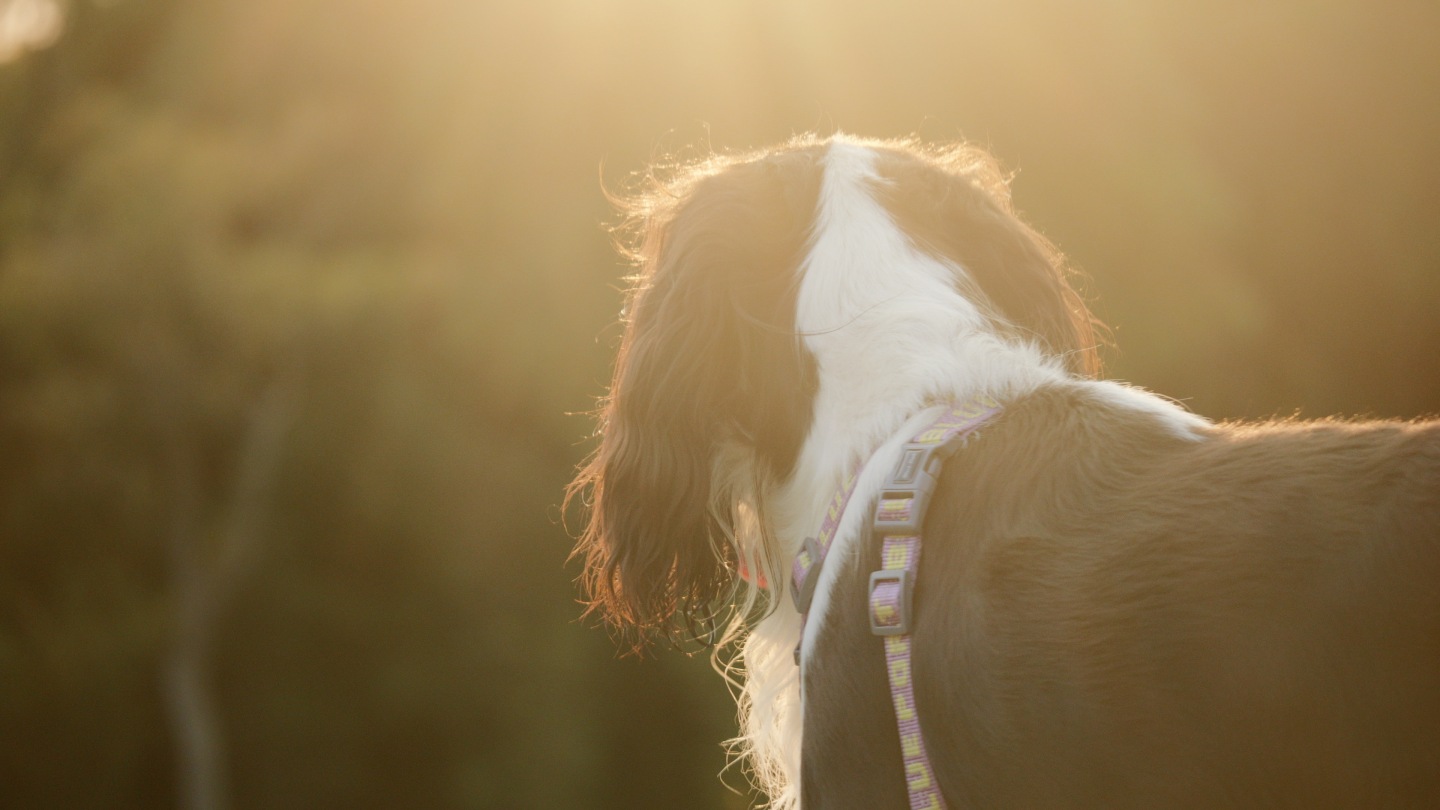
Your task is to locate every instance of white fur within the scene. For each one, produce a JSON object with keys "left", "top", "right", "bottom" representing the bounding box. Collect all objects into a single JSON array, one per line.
[{"left": 733, "top": 136, "right": 1208, "bottom": 809}]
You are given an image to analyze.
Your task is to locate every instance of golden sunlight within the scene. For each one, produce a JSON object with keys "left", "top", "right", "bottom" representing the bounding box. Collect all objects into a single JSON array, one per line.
[
  {"left": 2, "top": 1, "right": 1438, "bottom": 807},
  {"left": 0, "top": 0, "right": 62, "bottom": 63}
]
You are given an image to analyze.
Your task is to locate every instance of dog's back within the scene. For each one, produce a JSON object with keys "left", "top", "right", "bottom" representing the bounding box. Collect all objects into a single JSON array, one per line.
[{"left": 805, "top": 384, "right": 1440, "bottom": 808}]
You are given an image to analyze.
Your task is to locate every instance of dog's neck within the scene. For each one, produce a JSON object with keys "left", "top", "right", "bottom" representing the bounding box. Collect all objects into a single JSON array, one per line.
[{"left": 763, "top": 137, "right": 1208, "bottom": 575}]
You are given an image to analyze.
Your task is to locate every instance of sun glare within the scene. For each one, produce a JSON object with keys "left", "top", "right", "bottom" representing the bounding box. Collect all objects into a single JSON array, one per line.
[{"left": 0, "top": 0, "right": 63, "bottom": 63}]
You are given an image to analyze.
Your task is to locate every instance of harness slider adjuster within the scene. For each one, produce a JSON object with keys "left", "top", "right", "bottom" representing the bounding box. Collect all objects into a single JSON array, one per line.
[
  {"left": 868, "top": 568, "right": 915, "bottom": 636},
  {"left": 872, "top": 439, "right": 956, "bottom": 535}
]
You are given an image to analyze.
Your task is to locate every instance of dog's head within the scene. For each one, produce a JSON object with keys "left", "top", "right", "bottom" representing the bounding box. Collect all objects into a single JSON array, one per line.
[{"left": 569, "top": 135, "right": 1098, "bottom": 644}]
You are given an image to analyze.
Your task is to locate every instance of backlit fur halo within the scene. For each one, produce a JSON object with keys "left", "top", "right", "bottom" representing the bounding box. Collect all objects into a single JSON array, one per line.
[{"left": 567, "top": 134, "right": 1099, "bottom": 650}]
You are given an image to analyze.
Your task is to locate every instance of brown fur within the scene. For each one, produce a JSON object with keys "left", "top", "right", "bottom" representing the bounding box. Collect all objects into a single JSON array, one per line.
[
  {"left": 805, "top": 385, "right": 1440, "bottom": 807},
  {"left": 567, "top": 143, "right": 826, "bottom": 644},
  {"left": 871, "top": 145, "right": 1101, "bottom": 376}
]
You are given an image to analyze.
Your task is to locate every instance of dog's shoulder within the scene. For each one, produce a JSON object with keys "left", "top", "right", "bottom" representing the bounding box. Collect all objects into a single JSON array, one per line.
[
  {"left": 935, "top": 380, "right": 1212, "bottom": 531},
  {"left": 953, "top": 381, "right": 1440, "bottom": 530},
  {"left": 911, "top": 385, "right": 1440, "bottom": 807}
]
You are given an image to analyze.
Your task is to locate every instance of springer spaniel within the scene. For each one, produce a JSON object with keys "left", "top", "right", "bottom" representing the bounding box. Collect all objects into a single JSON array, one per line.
[{"left": 568, "top": 134, "right": 1440, "bottom": 809}]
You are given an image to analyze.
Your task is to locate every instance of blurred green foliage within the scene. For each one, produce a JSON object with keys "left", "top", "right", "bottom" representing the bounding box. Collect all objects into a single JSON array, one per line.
[{"left": 0, "top": 0, "right": 1436, "bottom": 807}]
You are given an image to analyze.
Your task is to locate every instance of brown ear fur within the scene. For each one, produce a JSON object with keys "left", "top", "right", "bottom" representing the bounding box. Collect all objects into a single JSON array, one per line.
[
  {"left": 568, "top": 143, "right": 824, "bottom": 645},
  {"left": 873, "top": 144, "right": 1102, "bottom": 376}
]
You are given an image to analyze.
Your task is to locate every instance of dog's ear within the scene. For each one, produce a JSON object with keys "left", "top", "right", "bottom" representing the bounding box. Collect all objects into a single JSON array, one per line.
[
  {"left": 875, "top": 147, "right": 1102, "bottom": 376},
  {"left": 570, "top": 148, "right": 822, "bottom": 645}
]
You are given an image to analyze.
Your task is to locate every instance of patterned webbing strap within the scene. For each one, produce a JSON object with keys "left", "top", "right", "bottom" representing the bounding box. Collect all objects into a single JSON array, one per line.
[
  {"left": 790, "top": 470, "right": 862, "bottom": 616},
  {"left": 789, "top": 467, "right": 864, "bottom": 666},
  {"left": 868, "top": 397, "right": 1003, "bottom": 810}
]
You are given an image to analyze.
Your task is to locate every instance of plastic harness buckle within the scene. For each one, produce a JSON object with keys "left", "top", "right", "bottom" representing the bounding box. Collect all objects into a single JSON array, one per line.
[{"left": 791, "top": 536, "right": 824, "bottom": 613}]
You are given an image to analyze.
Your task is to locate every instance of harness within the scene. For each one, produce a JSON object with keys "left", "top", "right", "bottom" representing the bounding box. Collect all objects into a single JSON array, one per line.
[{"left": 791, "top": 397, "right": 1003, "bottom": 810}]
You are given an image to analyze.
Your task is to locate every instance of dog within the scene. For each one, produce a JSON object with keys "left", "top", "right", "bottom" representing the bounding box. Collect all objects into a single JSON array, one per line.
[{"left": 568, "top": 134, "right": 1440, "bottom": 808}]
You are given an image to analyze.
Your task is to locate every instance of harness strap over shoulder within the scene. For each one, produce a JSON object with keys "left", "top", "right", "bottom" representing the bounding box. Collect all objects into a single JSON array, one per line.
[
  {"left": 790, "top": 398, "right": 1002, "bottom": 808},
  {"left": 868, "top": 398, "right": 1003, "bottom": 810}
]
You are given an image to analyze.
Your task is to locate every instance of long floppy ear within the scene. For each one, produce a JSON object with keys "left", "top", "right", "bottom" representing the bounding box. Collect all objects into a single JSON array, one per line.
[
  {"left": 569, "top": 146, "right": 823, "bottom": 645},
  {"left": 874, "top": 145, "right": 1102, "bottom": 376}
]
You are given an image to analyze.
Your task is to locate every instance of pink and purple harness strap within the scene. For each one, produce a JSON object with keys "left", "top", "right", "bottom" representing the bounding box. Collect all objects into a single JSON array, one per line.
[
  {"left": 793, "top": 398, "right": 1003, "bottom": 810},
  {"left": 869, "top": 397, "right": 1001, "bottom": 810}
]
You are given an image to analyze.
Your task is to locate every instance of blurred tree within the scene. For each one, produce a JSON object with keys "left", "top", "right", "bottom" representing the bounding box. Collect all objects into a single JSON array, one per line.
[{"left": 0, "top": 1, "right": 737, "bottom": 807}]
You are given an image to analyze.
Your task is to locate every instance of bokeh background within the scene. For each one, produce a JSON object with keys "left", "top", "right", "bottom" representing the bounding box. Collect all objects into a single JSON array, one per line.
[{"left": 1, "top": 0, "right": 1437, "bottom": 807}]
